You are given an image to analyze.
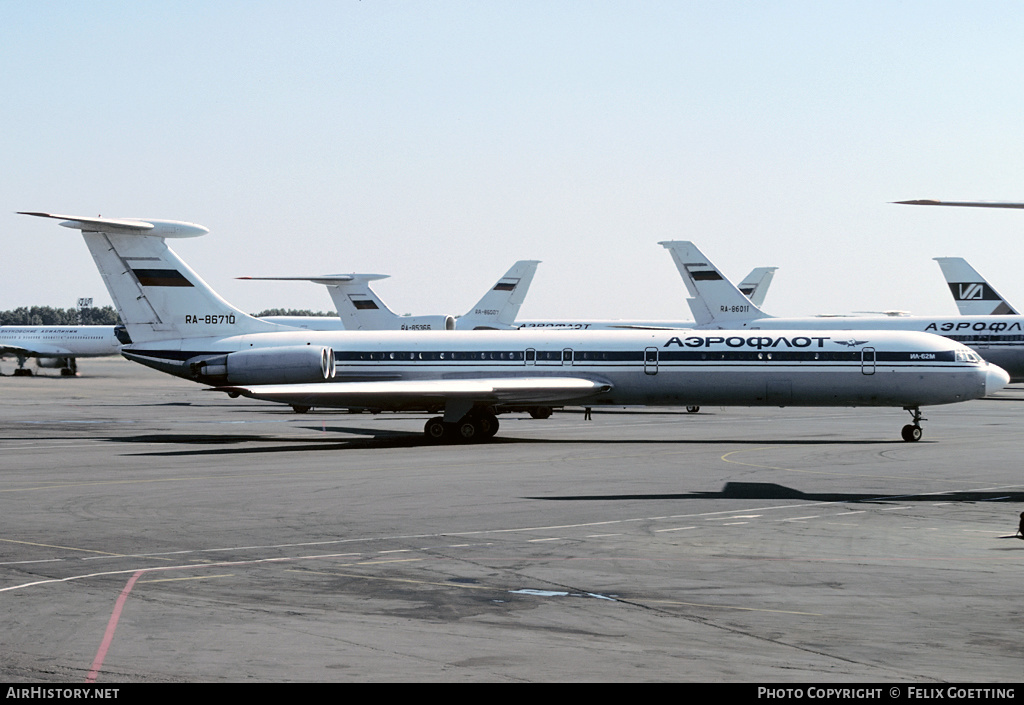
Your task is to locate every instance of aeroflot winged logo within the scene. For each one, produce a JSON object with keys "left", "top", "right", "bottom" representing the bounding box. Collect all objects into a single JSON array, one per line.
[
  {"left": 665, "top": 335, "right": 832, "bottom": 349},
  {"left": 835, "top": 339, "right": 870, "bottom": 347},
  {"left": 949, "top": 283, "right": 1000, "bottom": 301}
]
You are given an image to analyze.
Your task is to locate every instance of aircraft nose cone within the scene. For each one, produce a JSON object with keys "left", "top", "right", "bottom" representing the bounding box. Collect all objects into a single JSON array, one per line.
[{"left": 985, "top": 364, "right": 1011, "bottom": 396}]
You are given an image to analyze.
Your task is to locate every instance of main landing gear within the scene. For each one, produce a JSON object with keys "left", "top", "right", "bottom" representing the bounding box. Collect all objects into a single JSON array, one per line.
[
  {"left": 901, "top": 407, "right": 925, "bottom": 442},
  {"left": 424, "top": 410, "right": 500, "bottom": 443}
]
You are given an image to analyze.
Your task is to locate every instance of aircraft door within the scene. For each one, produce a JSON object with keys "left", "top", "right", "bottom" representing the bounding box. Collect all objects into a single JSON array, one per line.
[
  {"left": 644, "top": 347, "right": 658, "bottom": 375},
  {"left": 861, "top": 347, "right": 876, "bottom": 375}
]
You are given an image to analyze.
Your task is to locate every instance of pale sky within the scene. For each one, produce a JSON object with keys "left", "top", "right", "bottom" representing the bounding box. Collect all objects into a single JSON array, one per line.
[{"left": 5, "top": 1, "right": 1024, "bottom": 321}]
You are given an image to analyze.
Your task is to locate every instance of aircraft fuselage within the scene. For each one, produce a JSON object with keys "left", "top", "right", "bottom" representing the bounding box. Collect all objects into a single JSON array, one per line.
[{"left": 119, "top": 328, "right": 1003, "bottom": 411}]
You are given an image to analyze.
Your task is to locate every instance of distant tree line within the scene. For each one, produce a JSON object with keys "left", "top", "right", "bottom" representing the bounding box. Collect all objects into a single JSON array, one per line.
[
  {"left": 0, "top": 306, "right": 337, "bottom": 325},
  {"left": 0, "top": 306, "right": 121, "bottom": 325},
  {"left": 252, "top": 309, "right": 336, "bottom": 317}
]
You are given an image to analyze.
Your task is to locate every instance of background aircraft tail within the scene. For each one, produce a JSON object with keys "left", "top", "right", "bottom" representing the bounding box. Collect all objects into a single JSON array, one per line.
[
  {"left": 240, "top": 274, "right": 456, "bottom": 330},
  {"left": 934, "top": 257, "right": 1018, "bottom": 315},
  {"left": 457, "top": 260, "right": 540, "bottom": 330},
  {"left": 20, "top": 212, "right": 290, "bottom": 343},
  {"left": 736, "top": 266, "right": 777, "bottom": 307},
  {"left": 659, "top": 241, "right": 773, "bottom": 327}
]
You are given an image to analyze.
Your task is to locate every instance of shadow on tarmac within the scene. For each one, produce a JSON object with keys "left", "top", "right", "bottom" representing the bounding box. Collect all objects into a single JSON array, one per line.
[{"left": 529, "top": 481, "right": 1024, "bottom": 504}]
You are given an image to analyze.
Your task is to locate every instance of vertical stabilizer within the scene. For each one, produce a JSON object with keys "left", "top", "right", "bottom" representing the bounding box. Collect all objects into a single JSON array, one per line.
[
  {"left": 19, "top": 212, "right": 291, "bottom": 343},
  {"left": 318, "top": 275, "right": 404, "bottom": 330},
  {"left": 659, "top": 241, "right": 772, "bottom": 327},
  {"left": 737, "top": 266, "right": 778, "bottom": 307},
  {"left": 457, "top": 260, "right": 540, "bottom": 330},
  {"left": 934, "top": 257, "right": 1018, "bottom": 315}
]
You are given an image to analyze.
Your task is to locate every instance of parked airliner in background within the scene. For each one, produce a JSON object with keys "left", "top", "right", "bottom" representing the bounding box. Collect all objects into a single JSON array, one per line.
[
  {"left": 934, "top": 257, "right": 1018, "bottom": 316},
  {"left": 663, "top": 240, "right": 1024, "bottom": 382},
  {"left": 19, "top": 211, "right": 1007, "bottom": 443},
  {"left": 1, "top": 325, "right": 125, "bottom": 376},
  {"left": 240, "top": 260, "right": 539, "bottom": 331},
  {"left": 245, "top": 261, "right": 775, "bottom": 332},
  {"left": 513, "top": 265, "right": 777, "bottom": 330}
]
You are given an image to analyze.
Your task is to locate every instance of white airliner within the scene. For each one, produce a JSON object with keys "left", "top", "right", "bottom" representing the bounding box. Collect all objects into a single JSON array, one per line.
[
  {"left": 244, "top": 261, "right": 774, "bottom": 332},
  {"left": 662, "top": 240, "right": 1024, "bottom": 383},
  {"left": 513, "top": 265, "right": 777, "bottom": 330},
  {"left": 1, "top": 325, "right": 125, "bottom": 376},
  {"left": 240, "top": 260, "right": 539, "bottom": 331},
  {"left": 19, "top": 212, "right": 1008, "bottom": 443},
  {"left": 934, "top": 257, "right": 1018, "bottom": 316}
]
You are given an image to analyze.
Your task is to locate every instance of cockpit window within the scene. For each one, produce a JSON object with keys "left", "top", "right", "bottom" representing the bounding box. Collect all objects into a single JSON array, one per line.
[{"left": 955, "top": 349, "right": 982, "bottom": 363}]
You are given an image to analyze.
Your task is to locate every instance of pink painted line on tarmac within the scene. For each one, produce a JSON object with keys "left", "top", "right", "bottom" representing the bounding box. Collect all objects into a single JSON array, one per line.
[{"left": 86, "top": 570, "right": 144, "bottom": 683}]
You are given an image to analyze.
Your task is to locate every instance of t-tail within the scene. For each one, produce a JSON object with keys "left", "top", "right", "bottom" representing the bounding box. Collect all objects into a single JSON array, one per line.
[
  {"left": 239, "top": 273, "right": 455, "bottom": 331},
  {"left": 457, "top": 260, "right": 540, "bottom": 330},
  {"left": 18, "top": 212, "right": 292, "bottom": 343},
  {"left": 659, "top": 241, "right": 773, "bottom": 327},
  {"left": 934, "top": 257, "right": 1018, "bottom": 316}
]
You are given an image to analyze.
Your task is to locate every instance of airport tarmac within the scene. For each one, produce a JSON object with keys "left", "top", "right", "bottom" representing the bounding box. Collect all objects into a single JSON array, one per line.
[{"left": 1, "top": 356, "right": 1022, "bottom": 682}]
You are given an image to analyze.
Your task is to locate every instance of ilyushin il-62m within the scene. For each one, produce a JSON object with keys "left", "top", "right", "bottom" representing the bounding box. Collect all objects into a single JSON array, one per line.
[
  {"left": 663, "top": 240, "right": 1024, "bottom": 382},
  {"left": 20, "top": 212, "right": 1009, "bottom": 443}
]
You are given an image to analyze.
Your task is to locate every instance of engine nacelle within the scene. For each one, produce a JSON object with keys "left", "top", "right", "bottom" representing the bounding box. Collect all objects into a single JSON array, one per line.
[
  {"left": 189, "top": 346, "right": 335, "bottom": 384},
  {"left": 397, "top": 315, "right": 455, "bottom": 331},
  {"left": 36, "top": 356, "right": 72, "bottom": 369}
]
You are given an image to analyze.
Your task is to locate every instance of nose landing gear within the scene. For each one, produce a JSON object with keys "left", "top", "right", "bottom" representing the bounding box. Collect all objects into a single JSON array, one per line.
[{"left": 901, "top": 407, "right": 925, "bottom": 442}]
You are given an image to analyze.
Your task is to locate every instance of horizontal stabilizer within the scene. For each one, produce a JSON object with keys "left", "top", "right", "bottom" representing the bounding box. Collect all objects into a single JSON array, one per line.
[
  {"left": 894, "top": 200, "right": 1024, "bottom": 209},
  {"left": 19, "top": 212, "right": 208, "bottom": 238},
  {"left": 238, "top": 274, "right": 390, "bottom": 286}
]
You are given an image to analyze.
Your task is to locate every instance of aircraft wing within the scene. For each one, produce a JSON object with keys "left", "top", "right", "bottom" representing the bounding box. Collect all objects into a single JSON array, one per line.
[
  {"left": 0, "top": 343, "right": 72, "bottom": 357},
  {"left": 1, "top": 344, "right": 32, "bottom": 356},
  {"left": 213, "top": 377, "right": 612, "bottom": 410}
]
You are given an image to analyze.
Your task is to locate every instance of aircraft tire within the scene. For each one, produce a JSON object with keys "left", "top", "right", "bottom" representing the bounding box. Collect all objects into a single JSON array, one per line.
[
  {"left": 457, "top": 420, "right": 478, "bottom": 442},
  {"left": 901, "top": 424, "right": 922, "bottom": 442},
  {"left": 686, "top": 406, "right": 700, "bottom": 413},
  {"left": 13, "top": 369, "right": 32, "bottom": 377},
  {"left": 479, "top": 412, "right": 499, "bottom": 438},
  {"left": 529, "top": 406, "right": 552, "bottom": 419},
  {"left": 292, "top": 405, "right": 311, "bottom": 414},
  {"left": 424, "top": 417, "right": 448, "bottom": 443}
]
